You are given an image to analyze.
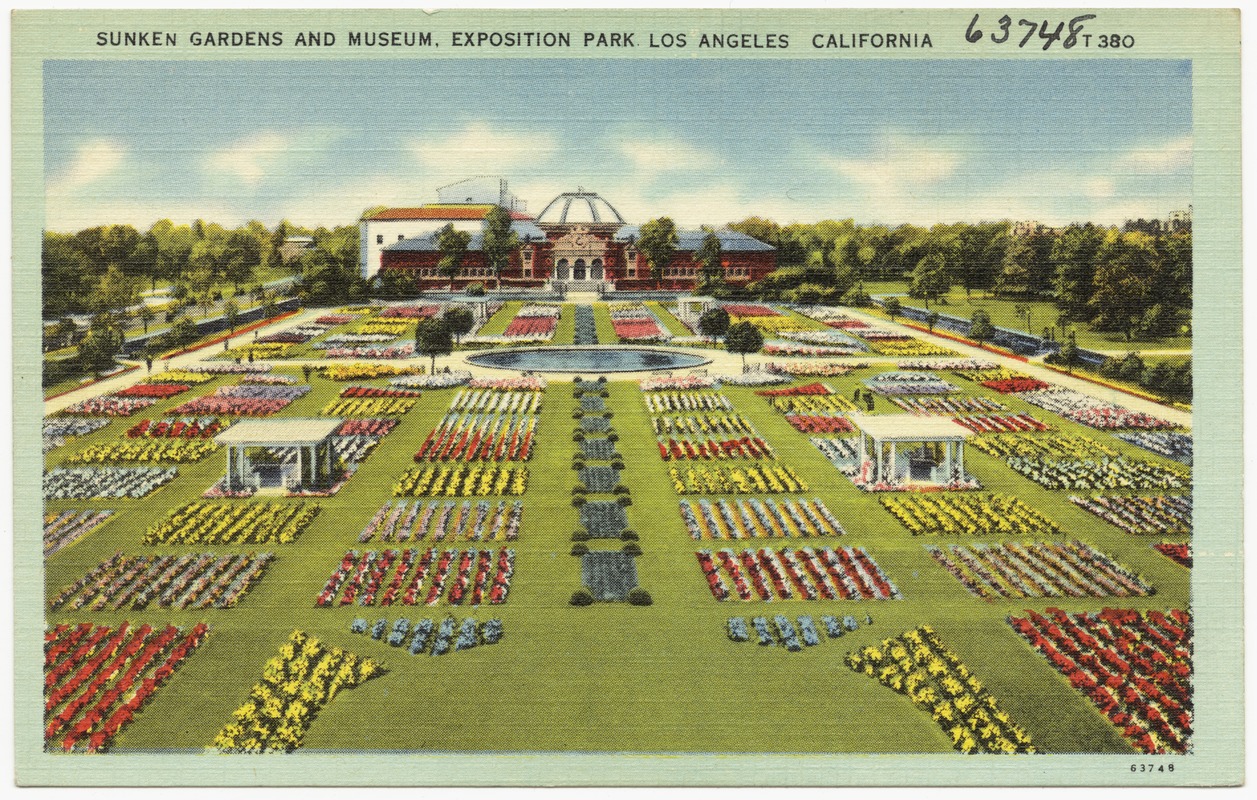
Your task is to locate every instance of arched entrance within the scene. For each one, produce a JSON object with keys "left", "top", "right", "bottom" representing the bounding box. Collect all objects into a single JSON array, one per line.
[
  {"left": 574, "top": 258, "right": 587, "bottom": 280},
  {"left": 591, "top": 258, "right": 603, "bottom": 280},
  {"left": 556, "top": 259, "right": 569, "bottom": 280}
]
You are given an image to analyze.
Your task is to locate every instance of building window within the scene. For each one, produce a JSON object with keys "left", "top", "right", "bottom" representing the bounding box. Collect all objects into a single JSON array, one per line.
[
  {"left": 376, "top": 234, "right": 383, "bottom": 245},
  {"left": 398, "top": 234, "right": 405, "bottom": 241}
]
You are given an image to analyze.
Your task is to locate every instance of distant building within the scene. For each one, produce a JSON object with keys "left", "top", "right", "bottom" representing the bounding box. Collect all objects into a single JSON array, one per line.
[
  {"left": 1124, "top": 206, "right": 1192, "bottom": 236},
  {"left": 277, "top": 235, "right": 315, "bottom": 264},
  {"left": 360, "top": 179, "right": 776, "bottom": 291},
  {"left": 1168, "top": 206, "right": 1192, "bottom": 233}
]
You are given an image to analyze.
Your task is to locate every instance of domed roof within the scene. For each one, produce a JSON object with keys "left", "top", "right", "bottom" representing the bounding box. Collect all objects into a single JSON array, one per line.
[{"left": 536, "top": 191, "right": 626, "bottom": 225}]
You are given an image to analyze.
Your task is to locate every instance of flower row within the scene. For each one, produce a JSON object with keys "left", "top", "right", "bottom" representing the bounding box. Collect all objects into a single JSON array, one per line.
[
  {"left": 315, "top": 547, "right": 515, "bottom": 607},
  {"left": 334, "top": 418, "right": 398, "bottom": 438},
  {"left": 355, "top": 320, "right": 413, "bottom": 336},
  {"left": 928, "top": 540, "right": 1152, "bottom": 600},
  {"left": 1009, "top": 608, "right": 1192, "bottom": 754},
  {"left": 341, "top": 385, "right": 423, "bottom": 399},
  {"left": 679, "top": 497, "right": 844, "bottom": 540},
  {"left": 866, "top": 371, "right": 958, "bottom": 396},
  {"left": 657, "top": 435, "right": 775, "bottom": 461},
  {"left": 146, "top": 369, "right": 217, "bottom": 385},
  {"left": 668, "top": 462, "right": 808, "bottom": 495},
  {"left": 393, "top": 464, "right": 529, "bottom": 497},
  {"left": 723, "top": 303, "right": 779, "bottom": 318},
  {"left": 450, "top": 388, "right": 543, "bottom": 414},
  {"left": 44, "top": 509, "right": 113, "bottom": 557},
  {"left": 845, "top": 625, "right": 1035, "bottom": 754},
  {"left": 952, "top": 413, "right": 1050, "bottom": 435},
  {"left": 64, "top": 439, "right": 217, "bottom": 465},
  {"left": 1069, "top": 494, "right": 1191, "bottom": 537},
  {"left": 890, "top": 396, "right": 1005, "bottom": 415},
  {"left": 359, "top": 499, "right": 523, "bottom": 543},
  {"left": 143, "top": 501, "right": 320, "bottom": 546},
  {"left": 861, "top": 337, "right": 955, "bottom": 357},
  {"left": 182, "top": 362, "right": 273, "bottom": 375},
  {"left": 320, "top": 397, "right": 416, "bottom": 417},
  {"left": 902, "top": 359, "right": 997, "bottom": 371},
  {"left": 881, "top": 493, "right": 1058, "bottom": 537},
  {"left": 981, "top": 378, "right": 1051, "bottom": 394},
  {"left": 1004, "top": 456, "right": 1189, "bottom": 491},
  {"left": 642, "top": 391, "right": 732, "bottom": 413},
  {"left": 1117, "top": 431, "right": 1193, "bottom": 465},
  {"left": 316, "top": 333, "right": 398, "bottom": 346},
  {"left": 763, "top": 343, "right": 862, "bottom": 358},
  {"left": 696, "top": 545, "right": 900, "bottom": 601},
  {"left": 351, "top": 615, "right": 503, "bottom": 655},
  {"left": 125, "top": 417, "right": 227, "bottom": 439},
  {"left": 414, "top": 412, "right": 537, "bottom": 463},
  {"left": 44, "top": 466, "right": 178, "bottom": 500},
  {"left": 651, "top": 412, "right": 758, "bottom": 437},
  {"left": 729, "top": 614, "right": 867, "bottom": 648},
  {"left": 391, "top": 371, "right": 472, "bottom": 389},
  {"left": 1017, "top": 388, "right": 1176, "bottom": 431},
  {"left": 720, "top": 370, "right": 791, "bottom": 386},
  {"left": 764, "top": 361, "right": 860, "bottom": 378},
  {"left": 212, "top": 629, "right": 380, "bottom": 753},
  {"left": 795, "top": 306, "right": 865, "bottom": 327},
  {"left": 60, "top": 395, "right": 157, "bottom": 417},
  {"left": 379, "top": 304, "right": 442, "bottom": 319},
  {"left": 325, "top": 343, "right": 415, "bottom": 359},
  {"left": 639, "top": 375, "right": 721, "bottom": 391},
  {"left": 44, "top": 417, "right": 111, "bottom": 440},
  {"left": 321, "top": 363, "right": 422, "bottom": 381},
  {"left": 49, "top": 551, "right": 273, "bottom": 611},
  {"left": 45, "top": 621, "right": 208, "bottom": 753},
  {"left": 115, "top": 382, "right": 191, "bottom": 399}
]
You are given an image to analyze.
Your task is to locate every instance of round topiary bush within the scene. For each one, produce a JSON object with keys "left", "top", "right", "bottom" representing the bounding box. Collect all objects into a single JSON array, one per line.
[
  {"left": 571, "top": 530, "right": 590, "bottom": 542},
  {"left": 607, "top": 433, "right": 619, "bottom": 442},
  {"left": 620, "top": 530, "right": 638, "bottom": 541},
  {"left": 622, "top": 542, "right": 642, "bottom": 556},
  {"left": 571, "top": 485, "right": 587, "bottom": 495},
  {"left": 572, "top": 410, "right": 584, "bottom": 419},
  {"left": 613, "top": 485, "right": 631, "bottom": 495},
  {"left": 597, "top": 376, "right": 607, "bottom": 383},
  {"left": 570, "top": 588, "right": 594, "bottom": 606},
  {"left": 571, "top": 461, "right": 585, "bottom": 471},
  {"left": 599, "top": 389, "right": 609, "bottom": 398},
  {"left": 572, "top": 432, "right": 585, "bottom": 442},
  {"left": 627, "top": 587, "right": 653, "bottom": 606},
  {"left": 571, "top": 496, "right": 587, "bottom": 508},
  {"left": 603, "top": 411, "right": 614, "bottom": 419},
  {"left": 572, "top": 376, "right": 584, "bottom": 384},
  {"left": 611, "top": 461, "right": 625, "bottom": 471},
  {"left": 572, "top": 451, "right": 585, "bottom": 461},
  {"left": 570, "top": 543, "right": 589, "bottom": 556},
  {"left": 616, "top": 496, "right": 632, "bottom": 507}
]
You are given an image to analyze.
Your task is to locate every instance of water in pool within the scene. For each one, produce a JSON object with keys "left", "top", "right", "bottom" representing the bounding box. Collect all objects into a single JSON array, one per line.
[{"left": 466, "top": 347, "right": 709, "bottom": 373}]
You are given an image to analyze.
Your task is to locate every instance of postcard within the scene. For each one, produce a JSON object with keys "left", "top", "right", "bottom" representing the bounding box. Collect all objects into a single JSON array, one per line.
[{"left": 11, "top": 6, "right": 1243, "bottom": 787}]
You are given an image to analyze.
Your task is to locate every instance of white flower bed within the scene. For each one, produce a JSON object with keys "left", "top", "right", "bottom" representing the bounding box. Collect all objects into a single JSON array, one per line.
[
  {"left": 722, "top": 370, "right": 792, "bottom": 386},
  {"left": 390, "top": 371, "right": 473, "bottom": 389},
  {"left": 44, "top": 466, "right": 178, "bottom": 499}
]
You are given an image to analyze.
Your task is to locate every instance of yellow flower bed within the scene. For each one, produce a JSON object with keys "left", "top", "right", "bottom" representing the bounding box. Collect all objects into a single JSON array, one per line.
[
  {"left": 65, "top": 439, "right": 216, "bottom": 464},
  {"left": 394, "top": 464, "right": 528, "bottom": 497},
  {"left": 355, "top": 320, "right": 411, "bottom": 336},
  {"left": 144, "top": 370, "right": 215, "bottom": 385},
  {"left": 143, "top": 501, "right": 321, "bottom": 545},
  {"left": 212, "top": 630, "right": 382, "bottom": 753},
  {"left": 668, "top": 462, "right": 808, "bottom": 495},
  {"left": 320, "top": 397, "right": 417, "bottom": 416},
  {"left": 880, "top": 494, "right": 1058, "bottom": 537},
  {"left": 320, "top": 363, "right": 424, "bottom": 381},
  {"left": 865, "top": 338, "right": 956, "bottom": 357}
]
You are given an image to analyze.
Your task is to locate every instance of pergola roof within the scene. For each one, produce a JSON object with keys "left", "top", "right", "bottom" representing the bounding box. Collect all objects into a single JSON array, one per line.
[
  {"left": 215, "top": 418, "right": 343, "bottom": 447},
  {"left": 848, "top": 413, "right": 973, "bottom": 442}
]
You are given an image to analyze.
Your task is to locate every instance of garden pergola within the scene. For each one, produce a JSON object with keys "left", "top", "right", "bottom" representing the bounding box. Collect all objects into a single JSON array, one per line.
[
  {"left": 214, "top": 418, "right": 342, "bottom": 491},
  {"left": 848, "top": 413, "right": 974, "bottom": 486}
]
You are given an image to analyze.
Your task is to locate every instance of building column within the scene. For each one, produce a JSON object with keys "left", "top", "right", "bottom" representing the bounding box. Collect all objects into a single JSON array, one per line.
[
  {"left": 225, "top": 446, "right": 234, "bottom": 488},
  {"left": 237, "top": 446, "right": 247, "bottom": 487},
  {"left": 296, "top": 446, "right": 304, "bottom": 488},
  {"left": 957, "top": 441, "right": 965, "bottom": 478},
  {"left": 889, "top": 442, "right": 897, "bottom": 483}
]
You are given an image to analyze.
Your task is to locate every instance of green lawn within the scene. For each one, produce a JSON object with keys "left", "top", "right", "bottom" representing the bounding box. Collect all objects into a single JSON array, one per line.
[
  {"left": 43, "top": 350, "right": 1189, "bottom": 754},
  {"left": 591, "top": 303, "right": 619, "bottom": 343},
  {"left": 647, "top": 301, "right": 693, "bottom": 337}
]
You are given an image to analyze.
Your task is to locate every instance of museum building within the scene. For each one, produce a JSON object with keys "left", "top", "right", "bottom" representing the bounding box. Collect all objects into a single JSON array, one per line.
[{"left": 359, "top": 177, "right": 776, "bottom": 292}]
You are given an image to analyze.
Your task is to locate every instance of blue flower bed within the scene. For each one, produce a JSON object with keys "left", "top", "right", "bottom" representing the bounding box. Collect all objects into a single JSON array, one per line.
[
  {"left": 483, "top": 618, "right": 503, "bottom": 644},
  {"left": 580, "top": 550, "right": 638, "bottom": 601},
  {"left": 574, "top": 379, "right": 604, "bottom": 393},
  {"left": 581, "top": 416, "right": 611, "bottom": 433},
  {"left": 370, "top": 618, "right": 388, "bottom": 640},
  {"left": 727, "top": 617, "right": 749, "bottom": 642},
  {"left": 752, "top": 616, "right": 774, "bottom": 646},
  {"left": 574, "top": 305, "right": 599, "bottom": 345},
  {"left": 580, "top": 394, "right": 606, "bottom": 412},
  {"left": 409, "top": 618, "right": 435, "bottom": 655},
  {"left": 582, "top": 439, "right": 619, "bottom": 461},
  {"left": 580, "top": 466, "right": 619, "bottom": 494},
  {"left": 579, "top": 501, "right": 628, "bottom": 538},
  {"left": 432, "top": 616, "right": 456, "bottom": 655},
  {"left": 350, "top": 618, "right": 368, "bottom": 634},
  {"left": 774, "top": 615, "right": 802, "bottom": 651},
  {"left": 797, "top": 616, "right": 821, "bottom": 647},
  {"left": 455, "top": 618, "right": 479, "bottom": 651},
  {"left": 822, "top": 615, "right": 844, "bottom": 638},
  {"left": 387, "top": 618, "right": 411, "bottom": 647}
]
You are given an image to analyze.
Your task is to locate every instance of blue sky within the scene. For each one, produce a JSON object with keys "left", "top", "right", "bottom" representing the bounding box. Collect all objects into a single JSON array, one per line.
[{"left": 44, "top": 59, "right": 1192, "bottom": 231}]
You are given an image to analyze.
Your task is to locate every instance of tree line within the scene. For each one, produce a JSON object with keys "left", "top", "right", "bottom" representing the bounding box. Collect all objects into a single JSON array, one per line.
[{"left": 727, "top": 217, "right": 1191, "bottom": 341}]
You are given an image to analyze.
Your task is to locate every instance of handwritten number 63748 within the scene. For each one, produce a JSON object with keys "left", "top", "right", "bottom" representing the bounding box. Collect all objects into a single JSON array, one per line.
[{"left": 966, "top": 14, "right": 1096, "bottom": 50}]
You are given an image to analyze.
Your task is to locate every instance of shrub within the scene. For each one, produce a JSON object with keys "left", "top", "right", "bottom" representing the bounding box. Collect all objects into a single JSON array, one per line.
[
  {"left": 597, "top": 376, "right": 607, "bottom": 383},
  {"left": 571, "top": 496, "right": 587, "bottom": 508},
  {"left": 572, "top": 410, "right": 584, "bottom": 419},
  {"left": 613, "top": 485, "right": 631, "bottom": 495},
  {"left": 571, "top": 485, "right": 587, "bottom": 495},
  {"left": 620, "top": 530, "right": 639, "bottom": 541},
  {"left": 571, "top": 530, "right": 590, "bottom": 542},
  {"left": 571, "top": 543, "right": 589, "bottom": 556},
  {"left": 570, "top": 587, "right": 594, "bottom": 606},
  {"left": 627, "top": 587, "right": 653, "bottom": 606},
  {"left": 616, "top": 496, "right": 632, "bottom": 507},
  {"left": 607, "top": 433, "right": 619, "bottom": 442},
  {"left": 611, "top": 461, "right": 626, "bottom": 471},
  {"left": 603, "top": 411, "right": 614, "bottom": 419},
  {"left": 572, "top": 432, "right": 585, "bottom": 442},
  {"left": 622, "top": 542, "right": 642, "bottom": 556},
  {"left": 571, "top": 461, "right": 585, "bottom": 471},
  {"left": 465, "top": 282, "right": 485, "bottom": 297}
]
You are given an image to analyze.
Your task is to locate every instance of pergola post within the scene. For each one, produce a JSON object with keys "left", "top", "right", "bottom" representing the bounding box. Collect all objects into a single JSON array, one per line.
[
  {"left": 225, "top": 446, "right": 234, "bottom": 488},
  {"left": 889, "top": 441, "right": 897, "bottom": 483},
  {"left": 296, "top": 446, "right": 304, "bottom": 489}
]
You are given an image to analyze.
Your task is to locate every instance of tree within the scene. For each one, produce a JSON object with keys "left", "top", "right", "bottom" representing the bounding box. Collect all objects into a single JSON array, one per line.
[
  {"left": 138, "top": 304, "right": 155, "bottom": 335},
  {"left": 415, "top": 318, "right": 453, "bottom": 374},
  {"left": 481, "top": 206, "right": 518, "bottom": 291},
  {"left": 1014, "top": 303, "right": 1033, "bottom": 336},
  {"left": 224, "top": 300, "right": 240, "bottom": 334},
  {"left": 696, "top": 230, "right": 723, "bottom": 283},
  {"left": 969, "top": 310, "right": 994, "bottom": 347},
  {"left": 442, "top": 306, "right": 475, "bottom": 344},
  {"left": 637, "top": 217, "right": 678, "bottom": 288},
  {"left": 88, "top": 264, "right": 139, "bottom": 317},
  {"left": 1056, "top": 331, "right": 1079, "bottom": 374},
  {"left": 996, "top": 233, "right": 1035, "bottom": 297},
  {"left": 1090, "top": 232, "right": 1156, "bottom": 341},
  {"left": 724, "top": 321, "right": 764, "bottom": 371},
  {"left": 697, "top": 307, "right": 731, "bottom": 343},
  {"left": 925, "top": 311, "right": 940, "bottom": 333},
  {"left": 77, "top": 313, "right": 124, "bottom": 375},
  {"left": 1051, "top": 224, "right": 1106, "bottom": 321},
  {"left": 436, "top": 223, "right": 471, "bottom": 291},
  {"left": 883, "top": 297, "right": 902, "bottom": 322},
  {"left": 909, "top": 251, "right": 951, "bottom": 308},
  {"left": 222, "top": 230, "right": 261, "bottom": 291}
]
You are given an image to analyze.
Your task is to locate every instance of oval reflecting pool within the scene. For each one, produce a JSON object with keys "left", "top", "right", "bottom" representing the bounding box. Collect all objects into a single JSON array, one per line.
[{"left": 466, "top": 347, "right": 710, "bottom": 373}]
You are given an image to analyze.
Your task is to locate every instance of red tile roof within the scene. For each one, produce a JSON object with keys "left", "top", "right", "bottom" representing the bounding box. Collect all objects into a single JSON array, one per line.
[{"left": 366, "top": 205, "right": 534, "bottom": 222}]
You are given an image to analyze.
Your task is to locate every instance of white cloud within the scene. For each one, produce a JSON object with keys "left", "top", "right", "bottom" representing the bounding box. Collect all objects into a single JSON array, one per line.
[
  {"left": 46, "top": 139, "right": 125, "bottom": 196},
  {"left": 820, "top": 133, "right": 963, "bottom": 198},
  {"left": 205, "top": 131, "right": 295, "bottom": 186},
  {"left": 616, "top": 135, "right": 723, "bottom": 175},
  {"left": 410, "top": 122, "right": 558, "bottom": 177},
  {"left": 1117, "top": 135, "right": 1193, "bottom": 172}
]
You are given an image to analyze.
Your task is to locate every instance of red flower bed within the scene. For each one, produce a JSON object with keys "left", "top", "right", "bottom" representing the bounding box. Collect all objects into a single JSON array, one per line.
[
  {"left": 612, "top": 318, "right": 665, "bottom": 340},
  {"left": 379, "top": 305, "right": 441, "bottom": 319},
  {"left": 125, "top": 418, "right": 225, "bottom": 439},
  {"left": 1009, "top": 607, "right": 1192, "bottom": 754},
  {"left": 115, "top": 383, "right": 190, "bottom": 399},
  {"left": 340, "top": 385, "right": 422, "bottom": 399},
  {"left": 982, "top": 378, "right": 1051, "bottom": 394},
  {"left": 334, "top": 418, "right": 398, "bottom": 437},
  {"left": 783, "top": 414, "right": 854, "bottom": 434},
  {"left": 315, "top": 314, "right": 356, "bottom": 325},
  {"left": 317, "top": 547, "right": 514, "bottom": 607},
  {"left": 43, "top": 621, "right": 208, "bottom": 752},
  {"left": 756, "top": 382, "right": 832, "bottom": 398},
  {"left": 1154, "top": 542, "right": 1191, "bottom": 568},
  {"left": 724, "top": 304, "right": 779, "bottom": 317},
  {"left": 503, "top": 316, "right": 558, "bottom": 338}
]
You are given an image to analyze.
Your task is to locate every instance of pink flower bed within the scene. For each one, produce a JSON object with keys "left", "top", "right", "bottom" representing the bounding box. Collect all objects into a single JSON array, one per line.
[
  {"left": 61, "top": 396, "right": 156, "bottom": 417},
  {"left": 503, "top": 316, "right": 558, "bottom": 338},
  {"left": 723, "top": 304, "right": 779, "bottom": 317},
  {"left": 783, "top": 413, "right": 855, "bottom": 434},
  {"left": 952, "top": 413, "right": 1050, "bottom": 434},
  {"left": 314, "top": 314, "right": 357, "bottom": 325},
  {"left": 379, "top": 305, "right": 441, "bottom": 319}
]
